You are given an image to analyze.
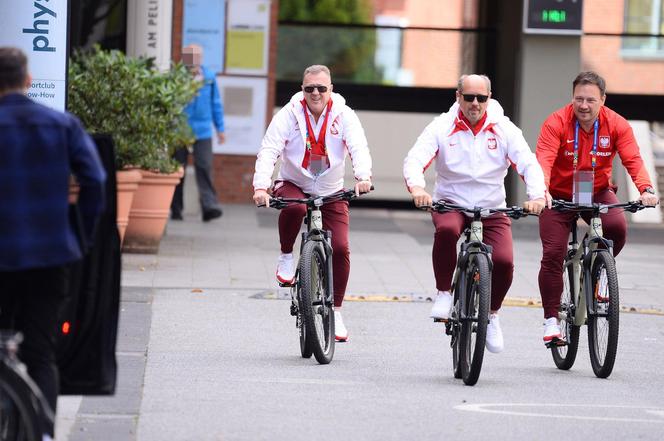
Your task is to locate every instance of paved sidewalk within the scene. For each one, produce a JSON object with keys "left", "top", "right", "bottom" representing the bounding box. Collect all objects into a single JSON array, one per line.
[{"left": 55, "top": 203, "right": 664, "bottom": 440}]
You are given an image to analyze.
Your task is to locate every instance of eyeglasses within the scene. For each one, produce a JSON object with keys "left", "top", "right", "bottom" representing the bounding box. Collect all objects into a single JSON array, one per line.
[
  {"left": 462, "top": 94, "right": 489, "bottom": 103},
  {"left": 303, "top": 85, "right": 329, "bottom": 93}
]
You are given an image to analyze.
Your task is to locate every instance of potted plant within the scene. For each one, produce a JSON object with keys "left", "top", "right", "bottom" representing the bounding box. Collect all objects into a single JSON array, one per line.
[{"left": 68, "top": 46, "right": 199, "bottom": 252}]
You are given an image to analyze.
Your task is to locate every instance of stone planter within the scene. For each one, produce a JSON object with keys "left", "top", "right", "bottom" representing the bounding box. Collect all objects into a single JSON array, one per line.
[{"left": 122, "top": 168, "right": 184, "bottom": 253}]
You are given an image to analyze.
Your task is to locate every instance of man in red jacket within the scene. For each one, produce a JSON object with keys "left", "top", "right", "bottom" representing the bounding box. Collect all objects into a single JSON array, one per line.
[{"left": 536, "top": 71, "right": 659, "bottom": 344}]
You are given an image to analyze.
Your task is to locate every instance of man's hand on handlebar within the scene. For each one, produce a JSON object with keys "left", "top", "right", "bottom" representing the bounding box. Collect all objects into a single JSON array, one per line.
[
  {"left": 410, "top": 185, "right": 432, "bottom": 208},
  {"left": 253, "top": 189, "right": 270, "bottom": 207},
  {"left": 639, "top": 190, "right": 659, "bottom": 207},
  {"left": 355, "top": 179, "right": 373, "bottom": 197},
  {"left": 523, "top": 197, "right": 546, "bottom": 215}
]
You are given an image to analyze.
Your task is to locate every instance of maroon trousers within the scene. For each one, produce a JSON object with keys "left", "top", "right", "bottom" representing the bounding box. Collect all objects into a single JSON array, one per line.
[
  {"left": 273, "top": 181, "right": 350, "bottom": 307},
  {"left": 538, "top": 188, "right": 627, "bottom": 318},
  {"left": 431, "top": 211, "right": 514, "bottom": 312}
]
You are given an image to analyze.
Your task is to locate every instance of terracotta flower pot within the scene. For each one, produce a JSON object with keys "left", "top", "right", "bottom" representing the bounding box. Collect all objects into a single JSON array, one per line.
[
  {"left": 122, "top": 168, "right": 184, "bottom": 254},
  {"left": 116, "top": 169, "right": 143, "bottom": 244}
]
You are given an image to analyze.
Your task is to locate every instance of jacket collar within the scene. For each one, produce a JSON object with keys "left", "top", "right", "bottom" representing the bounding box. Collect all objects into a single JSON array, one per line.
[{"left": 0, "top": 92, "right": 31, "bottom": 105}]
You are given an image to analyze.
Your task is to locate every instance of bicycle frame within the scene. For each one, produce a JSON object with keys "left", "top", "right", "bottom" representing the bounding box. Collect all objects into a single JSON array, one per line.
[
  {"left": 448, "top": 214, "right": 493, "bottom": 332},
  {"left": 563, "top": 211, "right": 614, "bottom": 326},
  {"left": 298, "top": 198, "right": 334, "bottom": 306}
]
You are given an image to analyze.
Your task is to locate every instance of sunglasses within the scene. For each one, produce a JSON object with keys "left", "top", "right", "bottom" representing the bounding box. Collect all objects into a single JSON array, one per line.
[
  {"left": 303, "top": 85, "right": 329, "bottom": 93},
  {"left": 462, "top": 94, "right": 489, "bottom": 103}
]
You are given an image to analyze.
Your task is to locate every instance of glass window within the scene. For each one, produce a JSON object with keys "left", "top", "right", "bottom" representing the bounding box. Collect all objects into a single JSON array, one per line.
[{"left": 623, "top": 0, "right": 664, "bottom": 56}]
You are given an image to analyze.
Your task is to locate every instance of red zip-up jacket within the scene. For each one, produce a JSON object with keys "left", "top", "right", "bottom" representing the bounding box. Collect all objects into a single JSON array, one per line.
[{"left": 536, "top": 104, "right": 652, "bottom": 200}]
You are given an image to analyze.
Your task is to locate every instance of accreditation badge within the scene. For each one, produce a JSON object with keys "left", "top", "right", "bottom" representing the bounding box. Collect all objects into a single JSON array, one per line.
[
  {"left": 308, "top": 153, "right": 330, "bottom": 177},
  {"left": 572, "top": 170, "right": 594, "bottom": 206}
]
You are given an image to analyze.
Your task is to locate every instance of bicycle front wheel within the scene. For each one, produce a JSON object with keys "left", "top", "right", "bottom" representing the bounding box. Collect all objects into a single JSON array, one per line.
[
  {"left": 459, "top": 254, "right": 490, "bottom": 386},
  {"left": 551, "top": 256, "right": 581, "bottom": 370},
  {"left": 587, "top": 250, "right": 619, "bottom": 378},
  {"left": 299, "top": 241, "right": 335, "bottom": 364},
  {"left": 0, "top": 362, "right": 42, "bottom": 441}
]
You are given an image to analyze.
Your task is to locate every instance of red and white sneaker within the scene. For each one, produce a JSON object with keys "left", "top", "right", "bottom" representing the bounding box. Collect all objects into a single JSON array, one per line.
[
  {"left": 276, "top": 253, "right": 295, "bottom": 286},
  {"left": 543, "top": 317, "right": 563, "bottom": 345},
  {"left": 334, "top": 310, "right": 349, "bottom": 342}
]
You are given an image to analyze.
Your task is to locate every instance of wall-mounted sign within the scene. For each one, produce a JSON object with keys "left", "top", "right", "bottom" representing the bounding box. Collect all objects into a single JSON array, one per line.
[
  {"left": 225, "top": 0, "right": 270, "bottom": 75},
  {"left": 183, "top": 0, "right": 226, "bottom": 73},
  {"left": 0, "top": 0, "right": 69, "bottom": 110},
  {"left": 523, "top": 0, "right": 583, "bottom": 35},
  {"left": 213, "top": 75, "right": 268, "bottom": 155}
]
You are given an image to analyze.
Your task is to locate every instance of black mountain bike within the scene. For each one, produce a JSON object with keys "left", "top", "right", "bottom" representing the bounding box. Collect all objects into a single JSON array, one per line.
[
  {"left": 0, "top": 332, "right": 53, "bottom": 441},
  {"left": 425, "top": 201, "right": 531, "bottom": 385},
  {"left": 548, "top": 199, "right": 651, "bottom": 378},
  {"left": 268, "top": 188, "right": 369, "bottom": 365}
]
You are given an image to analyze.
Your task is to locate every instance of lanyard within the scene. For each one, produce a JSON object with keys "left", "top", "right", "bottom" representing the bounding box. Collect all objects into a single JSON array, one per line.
[
  {"left": 301, "top": 99, "right": 333, "bottom": 154},
  {"left": 573, "top": 119, "right": 599, "bottom": 171}
]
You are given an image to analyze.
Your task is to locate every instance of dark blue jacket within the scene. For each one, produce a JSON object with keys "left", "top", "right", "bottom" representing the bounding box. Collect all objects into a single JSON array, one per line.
[
  {"left": 184, "top": 66, "right": 224, "bottom": 140},
  {"left": 0, "top": 93, "right": 106, "bottom": 271}
]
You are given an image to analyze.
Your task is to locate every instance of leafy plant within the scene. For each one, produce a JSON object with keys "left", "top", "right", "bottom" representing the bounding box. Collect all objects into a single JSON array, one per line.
[{"left": 68, "top": 46, "right": 199, "bottom": 173}]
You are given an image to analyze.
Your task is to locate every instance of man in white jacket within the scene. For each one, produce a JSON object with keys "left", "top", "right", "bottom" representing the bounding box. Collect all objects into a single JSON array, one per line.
[
  {"left": 403, "top": 74, "right": 546, "bottom": 353},
  {"left": 253, "top": 65, "right": 372, "bottom": 342}
]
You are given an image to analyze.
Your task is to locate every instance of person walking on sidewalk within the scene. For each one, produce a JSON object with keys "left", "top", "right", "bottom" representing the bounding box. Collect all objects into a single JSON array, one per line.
[
  {"left": 171, "top": 44, "right": 225, "bottom": 222},
  {"left": 252, "top": 65, "right": 373, "bottom": 342},
  {"left": 403, "top": 74, "right": 546, "bottom": 354},
  {"left": 0, "top": 47, "right": 106, "bottom": 441},
  {"left": 536, "top": 71, "right": 659, "bottom": 345}
]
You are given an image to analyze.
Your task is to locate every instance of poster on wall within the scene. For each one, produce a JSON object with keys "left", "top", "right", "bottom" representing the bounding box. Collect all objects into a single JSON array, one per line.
[
  {"left": 0, "top": 0, "right": 69, "bottom": 110},
  {"left": 183, "top": 0, "right": 226, "bottom": 73},
  {"left": 213, "top": 75, "right": 268, "bottom": 155},
  {"left": 225, "top": 0, "right": 270, "bottom": 76}
]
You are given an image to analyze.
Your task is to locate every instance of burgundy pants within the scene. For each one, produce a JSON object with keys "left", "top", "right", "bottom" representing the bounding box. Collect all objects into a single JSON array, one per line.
[
  {"left": 273, "top": 181, "right": 350, "bottom": 307},
  {"left": 432, "top": 211, "right": 514, "bottom": 312},
  {"left": 538, "top": 188, "right": 627, "bottom": 318}
]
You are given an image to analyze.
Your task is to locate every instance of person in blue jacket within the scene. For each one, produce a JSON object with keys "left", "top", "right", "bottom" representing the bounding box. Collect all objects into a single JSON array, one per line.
[
  {"left": 171, "top": 44, "right": 225, "bottom": 221},
  {"left": 0, "top": 47, "right": 106, "bottom": 441}
]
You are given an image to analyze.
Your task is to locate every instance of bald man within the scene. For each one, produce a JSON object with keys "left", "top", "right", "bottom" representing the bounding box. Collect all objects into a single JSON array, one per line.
[{"left": 403, "top": 74, "right": 546, "bottom": 354}]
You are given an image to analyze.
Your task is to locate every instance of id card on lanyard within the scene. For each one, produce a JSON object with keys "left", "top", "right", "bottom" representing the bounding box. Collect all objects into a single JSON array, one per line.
[
  {"left": 572, "top": 119, "right": 598, "bottom": 206},
  {"left": 301, "top": 100, "right": 332, "bottom": 177}
]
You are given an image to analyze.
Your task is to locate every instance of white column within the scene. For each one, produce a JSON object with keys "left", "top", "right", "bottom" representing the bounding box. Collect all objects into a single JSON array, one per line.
[{"left": 126, "top": 0, "right": 173, "bottom": 71}]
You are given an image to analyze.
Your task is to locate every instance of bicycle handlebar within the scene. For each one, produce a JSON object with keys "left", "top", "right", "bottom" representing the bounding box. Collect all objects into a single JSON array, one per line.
[
  {"left": 551, "top": 199, "right": 648, "bottom": 214},
  {"left": 420, "top": 201, "right": 534, "bottom": 219},
  {"left": 266, "top": 186, "right": 374, "bottom": 210}
]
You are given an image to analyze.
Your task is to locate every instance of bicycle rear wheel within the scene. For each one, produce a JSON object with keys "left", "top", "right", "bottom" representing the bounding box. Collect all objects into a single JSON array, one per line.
[
  {"left": 459, "top": 254, "right": 490, "bottom": 386},
  {"left": 0, "top": 362, "right": 42, "bottom": 441},
  {"left": 299, "top": 241, "right": 335, "bottom": 364},
  {"left": 587, "top": 250, "right": 619, "bottom": 378},
  {"left": 297, "top": 308, "right": 313, "bottom": 359},
  {"left": 551, "top": 256, "right": 581, "bottom": 370}
]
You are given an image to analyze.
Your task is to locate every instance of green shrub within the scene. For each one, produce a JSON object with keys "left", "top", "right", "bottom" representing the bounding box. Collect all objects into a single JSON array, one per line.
[{"left": 68, "top": 46, "right": 199, "bottom": 173}]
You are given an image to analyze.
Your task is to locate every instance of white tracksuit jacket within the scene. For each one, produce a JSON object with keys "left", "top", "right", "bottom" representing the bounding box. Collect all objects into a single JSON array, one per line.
[
  {"left": 253, "top": 91, "right": 372, "bottom": 196},
  {"left": 403, "top": 100, "right": 546, "bottom": 208}
]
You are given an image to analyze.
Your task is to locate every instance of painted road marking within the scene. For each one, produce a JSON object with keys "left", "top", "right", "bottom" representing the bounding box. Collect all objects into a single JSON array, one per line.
[
  {"left": 250, "top": 290, "right": 664, "bottom": 316},
  {"left": 455, "top": 403, "right": 664, "bottom": 423}
]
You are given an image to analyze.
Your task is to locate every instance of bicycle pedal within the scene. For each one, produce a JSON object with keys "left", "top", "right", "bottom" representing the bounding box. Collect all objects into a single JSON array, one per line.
[
  {"left": 278, "top": 281, "right": 295, "bottom": 288},
  {"left": 433, "top": 318, "right": 449, "bottom": 323},
  {"left": 289, "top": 303, "right": 298, "bottom": 316},
  {"left": 545, "top": 338, "right": 568, "bottom": 349}
]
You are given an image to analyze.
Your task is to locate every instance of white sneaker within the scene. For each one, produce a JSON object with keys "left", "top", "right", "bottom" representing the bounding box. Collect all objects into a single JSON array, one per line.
[
  {"left": 543, "top": 317, "right": 562, "bottom": 344},
  {"left": 486, "top": 313, "right": 504, "bottom": 353},
  {"left": 276, "top": 253, "right": 295, "bottom": 285},
  {"left": 430, "top": 290, "right": 453, "bottom": 319},
  {"left": 334, "top": 310, "right": 348, "bottom": 342}
]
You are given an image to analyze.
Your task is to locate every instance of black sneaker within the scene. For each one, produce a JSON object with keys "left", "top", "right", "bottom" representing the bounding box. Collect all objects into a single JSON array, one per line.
[
  {"left": 202, "top": 208, "right": 222, "bottom": 222},
  {"left": 171, "top": 211, "right": 183, "bottom": 220}
]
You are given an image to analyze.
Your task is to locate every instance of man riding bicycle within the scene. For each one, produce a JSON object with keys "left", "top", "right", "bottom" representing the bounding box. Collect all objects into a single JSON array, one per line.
[
  {"left": 403, "top": 74, "right": 546, "bottom": 354},
  {"left": 252, "top": 65, "right": 372, "bottom": 342},
  {"left": 536, "top": 71, "right": 659, "bottom": 345}
]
